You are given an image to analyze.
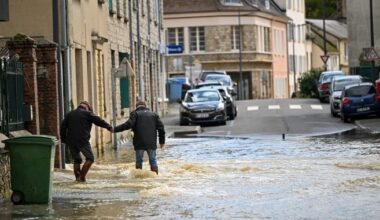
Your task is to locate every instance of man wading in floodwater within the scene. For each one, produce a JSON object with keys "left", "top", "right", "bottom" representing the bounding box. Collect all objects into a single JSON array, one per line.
[
  {"left": 60, "top": 101, "right": 112, "bottom": 182},
  {"left": 112, "top": 101, "right": 165, "bottom": 175}
]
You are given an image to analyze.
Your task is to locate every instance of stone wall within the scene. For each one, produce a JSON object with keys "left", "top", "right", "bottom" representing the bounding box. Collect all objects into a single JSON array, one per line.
[{"left": 0, "top": 148, "right": 10, "bottom": 203}]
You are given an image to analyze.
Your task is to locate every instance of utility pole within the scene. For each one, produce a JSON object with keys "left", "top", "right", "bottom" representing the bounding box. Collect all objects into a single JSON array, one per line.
[
  {"left": 323, "top": 0, "right": 327, "bottom": 71},
  {"left": 369, "top": 0, "right": 376, "bottom": 81},
  {"left": 238, "top": 10, "right": 243, "bottom": 100},
  {"left": 292, "top": 23, "right": 297, "bottom": 95}
]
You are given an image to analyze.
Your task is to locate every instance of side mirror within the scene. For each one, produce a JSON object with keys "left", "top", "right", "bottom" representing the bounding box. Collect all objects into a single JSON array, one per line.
[{"left": 230, "top": 90, "right": 237, "bottom": 96}]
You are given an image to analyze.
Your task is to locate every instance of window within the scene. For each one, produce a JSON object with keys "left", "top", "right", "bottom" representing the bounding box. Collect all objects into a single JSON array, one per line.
[
  {"left": 153, "top": 0, "right": 159, "bottom": 23},
  {"left": 167, "top": 28, "right": 184, "bottom": 46},
  {"left": 117, "top": 0, "right": 122, "bottom": 18},
  {"left": 119, "top": 52, "right": 130, "bottom": 108},
  {"left": 231, "top": 26, "right": 241, "bottom": 50},
  {"left": 189, "top": 27, "right": 205, "bottom": 52},
  {"left": 132, "top": 0, "right": 136, "bottom": 11},
  {"left": 111, "top": 50, "right": 115, "bottom": 68},
  {"left": 109, "top": 0, "right": 115, "bottom": 14},
  {"left": 221, "top": 0, "right": 242, "bottom": 5},
  {"left": 123, "top": 0, "right": 128, "bottom": 22},
  {"left": 263, "top": 27, "right": 270, "bottom": 52},
  {"left": 141, "top": 0, "right": 145, "bottom": 16},
  {"left": 265, "top": 0, "right": 270, "bottom": 9}
]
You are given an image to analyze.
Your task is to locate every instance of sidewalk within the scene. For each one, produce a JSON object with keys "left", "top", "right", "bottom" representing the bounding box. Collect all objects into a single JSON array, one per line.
[
  {"left": 161, "top": 103, "right": 201, "bottom": 137},
  {"left": 355, "top": 118, "right": 380, "bottom": 134}
]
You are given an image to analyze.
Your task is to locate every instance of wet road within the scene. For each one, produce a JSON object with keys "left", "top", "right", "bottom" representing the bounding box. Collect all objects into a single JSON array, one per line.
[{"left": 1, "top": 130, "right": 380, "bottom": 219}]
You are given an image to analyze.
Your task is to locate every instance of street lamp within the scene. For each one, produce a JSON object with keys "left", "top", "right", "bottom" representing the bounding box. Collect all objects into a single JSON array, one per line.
[
  {"left": 322, "top": 0, "right": 327, "bottom": 71},
  {"left": 289, "top": 21, "right": 297, "bottom": 96},
  {"left": 238, "top": 9, "right": 244, "bottom": 100},
  {"left": 369, "top": 0, "right": 376, "bottom": 81}
]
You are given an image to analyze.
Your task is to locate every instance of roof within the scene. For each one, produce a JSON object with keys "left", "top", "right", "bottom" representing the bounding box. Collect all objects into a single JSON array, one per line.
[
  {"left": 306, "top": 19, "right": 348, "bottom": 39},
  {"left": 163, "top": 0, "right": 287, "bottom": 18}
]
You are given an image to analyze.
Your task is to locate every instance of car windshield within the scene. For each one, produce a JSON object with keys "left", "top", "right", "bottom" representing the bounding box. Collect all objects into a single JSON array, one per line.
[
  {"left": 205, "top": 75, "right": 231, "bottom": 86},
  {"left": 345, "top": 85, "right": 376, "bottom": 97},
  {"left": 334, "top": 78, "right": 361, "bottom": 91},
  {"left": 185, "top": 91, "right": 220, "bottom": 103},
  {"left": 322, "top": 73, "right": 344, "bottom": 82}
]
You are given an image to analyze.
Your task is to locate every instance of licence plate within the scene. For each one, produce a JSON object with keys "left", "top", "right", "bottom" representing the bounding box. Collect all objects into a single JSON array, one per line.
[
  {"left": 195, "top": 113, "right": 209, "bottom": 118},
  {"left": 357, "top": 107, "right": 370, "bottom": 112}
]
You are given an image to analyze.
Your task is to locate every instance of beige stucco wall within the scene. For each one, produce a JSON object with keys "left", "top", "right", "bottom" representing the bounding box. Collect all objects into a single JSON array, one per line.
[
  {"left": 272, "top": 20, "right": 288, "bottom": 98},
  {"left": 0, "top": 0, "right": 54, "bottom": 42},
  {"left": 68, "top": 1, "right": 111, "bottom": 148}
]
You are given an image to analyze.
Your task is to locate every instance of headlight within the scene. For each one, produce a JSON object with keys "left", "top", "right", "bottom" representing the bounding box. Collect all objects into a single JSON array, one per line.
[{"left": 216, "top": 103, "right": 225, "bottom": 111}]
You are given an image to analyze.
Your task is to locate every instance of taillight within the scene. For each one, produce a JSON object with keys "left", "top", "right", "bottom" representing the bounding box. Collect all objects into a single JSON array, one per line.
[
  {"left": 376, "top": 95, "right": 380, "bottom": 102},
  {"left": 319, "top": 83, "right": 329, "bottom": 91},
  {"left": 342, "top": 98, "right": 350, "bottom": 106}
]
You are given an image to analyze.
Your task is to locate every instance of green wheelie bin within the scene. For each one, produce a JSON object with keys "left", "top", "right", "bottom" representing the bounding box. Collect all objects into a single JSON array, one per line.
[{"left": 2, "top": 135, "right": 57, "bottom": 204}]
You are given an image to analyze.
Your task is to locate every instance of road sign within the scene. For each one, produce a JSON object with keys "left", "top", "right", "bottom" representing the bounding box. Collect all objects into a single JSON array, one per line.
[
  {"left": 320, "top": 55, "right": 329, "bottom": 64},
  {"left": 363, "top": 47, "right": 379, "bottom": 61},
  {"left": 167, "top": 45, "right": 183, "bottom": 54}
]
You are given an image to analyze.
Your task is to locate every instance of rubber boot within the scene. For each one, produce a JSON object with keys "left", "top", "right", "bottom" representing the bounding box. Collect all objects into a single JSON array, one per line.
[
  {"left": 150, "top": 166, "right": 158, "bottom": 175},
  {"left": 73, "top": 163, "right": 81, "bottom": 181},
  {"left": 79, "top": 160, "right": 93, "bottom": 182}
]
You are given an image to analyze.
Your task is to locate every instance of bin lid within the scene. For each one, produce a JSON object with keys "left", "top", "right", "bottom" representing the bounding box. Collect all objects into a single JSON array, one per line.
[{"left": 2, "top": 135, "right": 58, "bottom": 146}]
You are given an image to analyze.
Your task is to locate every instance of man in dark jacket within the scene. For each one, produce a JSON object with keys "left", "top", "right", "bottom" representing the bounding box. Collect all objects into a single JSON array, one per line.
[
  {"left": 60, "top": 101, "right": 112, "bottom": 182},
  {"left": 113, "top": 101, "right": 165, "bottom": 174}
]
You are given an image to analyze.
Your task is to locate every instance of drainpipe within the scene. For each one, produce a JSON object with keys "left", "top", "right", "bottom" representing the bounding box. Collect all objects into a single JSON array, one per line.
[
  {"left": 62, "top": 0, "right": 72, "bottom": 113},
  {"left": 136, "top": 0, "right": 143, "bottom": 101}
]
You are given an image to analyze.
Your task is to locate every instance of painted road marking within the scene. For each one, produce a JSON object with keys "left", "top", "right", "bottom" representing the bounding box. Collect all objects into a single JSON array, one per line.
[
  {"left": 311, "top": 105, "right": 323, "bottom": 110},
  {"left": 247, "top": 106, "right": 259, "bottom": 111},
  {"left": 289, "top": 105, "right": 302, "bottom": 109},
  {"left": 268, "top": 105, "right": 280, "bottom": 110}
]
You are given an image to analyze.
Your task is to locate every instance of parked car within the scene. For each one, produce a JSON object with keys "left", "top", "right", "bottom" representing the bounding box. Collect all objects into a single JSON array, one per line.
[
  {"left": 195, "top": 85, "right": 237, "bottom": 120},
  {"left": 204, "top": 74, "right": 237, "bottom": 97},
  {"left": 340, "top": 82, "right": 380, "bottom": 122},
  {"left": 329, "top": 75, "right": 363, "bottom": 117},
  {"left": 179, "top": 89, "right": 227, "bottom": 126},
  {"left": 198, "top": 70, "right": 226, "bottom": 82},
  {"left": 195, "top": 81, "right": 224, "bottom": 89},
  {"left": 316, "top": 70, "right": 345, "bottom": 102}
]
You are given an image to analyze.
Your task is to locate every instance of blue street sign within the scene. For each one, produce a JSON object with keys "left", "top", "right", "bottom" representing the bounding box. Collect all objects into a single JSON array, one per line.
[{"left": 167, "top": 45, "right": 183, "bottom": 54}]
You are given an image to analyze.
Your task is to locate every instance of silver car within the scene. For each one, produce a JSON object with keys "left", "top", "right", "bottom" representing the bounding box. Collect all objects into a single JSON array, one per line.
[{"left": 329, "top": 75, "right": 363, "bottom": 117}]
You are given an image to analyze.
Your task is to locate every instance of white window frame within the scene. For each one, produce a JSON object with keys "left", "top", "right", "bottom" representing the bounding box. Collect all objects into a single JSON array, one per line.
[
  {"left": 167, "top": 28, "right": 184, "bottom": 46},
  {"left": 221, "top": 0, "right": 242, "bottom": 6},
  {"left": 189, "top": 27, "right": 205, "bottom": 52},
  {"left": 231, "top": 26, "right": 241, "bottom": 51}
]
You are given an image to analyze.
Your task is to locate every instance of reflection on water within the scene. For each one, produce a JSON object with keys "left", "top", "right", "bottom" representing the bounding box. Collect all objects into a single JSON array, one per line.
[{"left": 1, "top": 130, "right": 380, "bottom": 219}]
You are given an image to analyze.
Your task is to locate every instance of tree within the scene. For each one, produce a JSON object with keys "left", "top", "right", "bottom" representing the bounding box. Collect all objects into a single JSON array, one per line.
[
  {"left": 306, "top": 0, "right": 339, "bottom": 19},
  {"left": 299, "top": 68, "right": 323, "bottom": 98}
]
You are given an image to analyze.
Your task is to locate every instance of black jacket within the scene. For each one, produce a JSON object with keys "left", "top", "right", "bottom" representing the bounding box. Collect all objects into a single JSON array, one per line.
[
  {"left": 114, "top": 106, "right": 165, "bottom": 150},
  {"left": 60, "top": 106, "right": 112, "bottom": 146}
]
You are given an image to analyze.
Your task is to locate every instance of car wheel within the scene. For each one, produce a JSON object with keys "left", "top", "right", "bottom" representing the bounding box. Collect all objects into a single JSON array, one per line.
[
  {"left": 11, "top": 191, "right": 24, "bottom": 205},
  {"left": 229, "top": 108, "right": 236, "bottom": 120},
  {"left": 330, "top": 107, "right": 338, "bottom": 117},
  {"left": 220, "top": 120, "right": 227, "bottom": 125},
  {"left": 340, "top": 114, "right": 349, "bottom": 123}
]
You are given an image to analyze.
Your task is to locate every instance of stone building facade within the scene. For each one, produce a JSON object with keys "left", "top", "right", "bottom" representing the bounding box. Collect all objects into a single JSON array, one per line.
[
  {"left": 163, "top": 0, "right": 289, "bottom": 99},
  {"left": 0, "top": 0, "right": 165, "bottom": 154}
]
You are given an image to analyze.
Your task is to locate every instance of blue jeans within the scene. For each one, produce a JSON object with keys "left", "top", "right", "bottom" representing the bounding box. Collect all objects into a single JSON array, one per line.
[{"left": 135, "top": 149, "right": 157, "bottom": 169}]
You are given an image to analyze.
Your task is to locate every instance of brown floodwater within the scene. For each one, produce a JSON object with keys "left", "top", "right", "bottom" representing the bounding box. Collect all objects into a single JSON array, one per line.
[{"left": 1, "top": 130, "right": 380, "bottom": 219}]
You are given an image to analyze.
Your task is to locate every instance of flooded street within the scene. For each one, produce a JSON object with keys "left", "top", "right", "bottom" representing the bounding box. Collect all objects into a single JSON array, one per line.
[{"left": 1, "top": 130, "right": 380, "bottom": 219}]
